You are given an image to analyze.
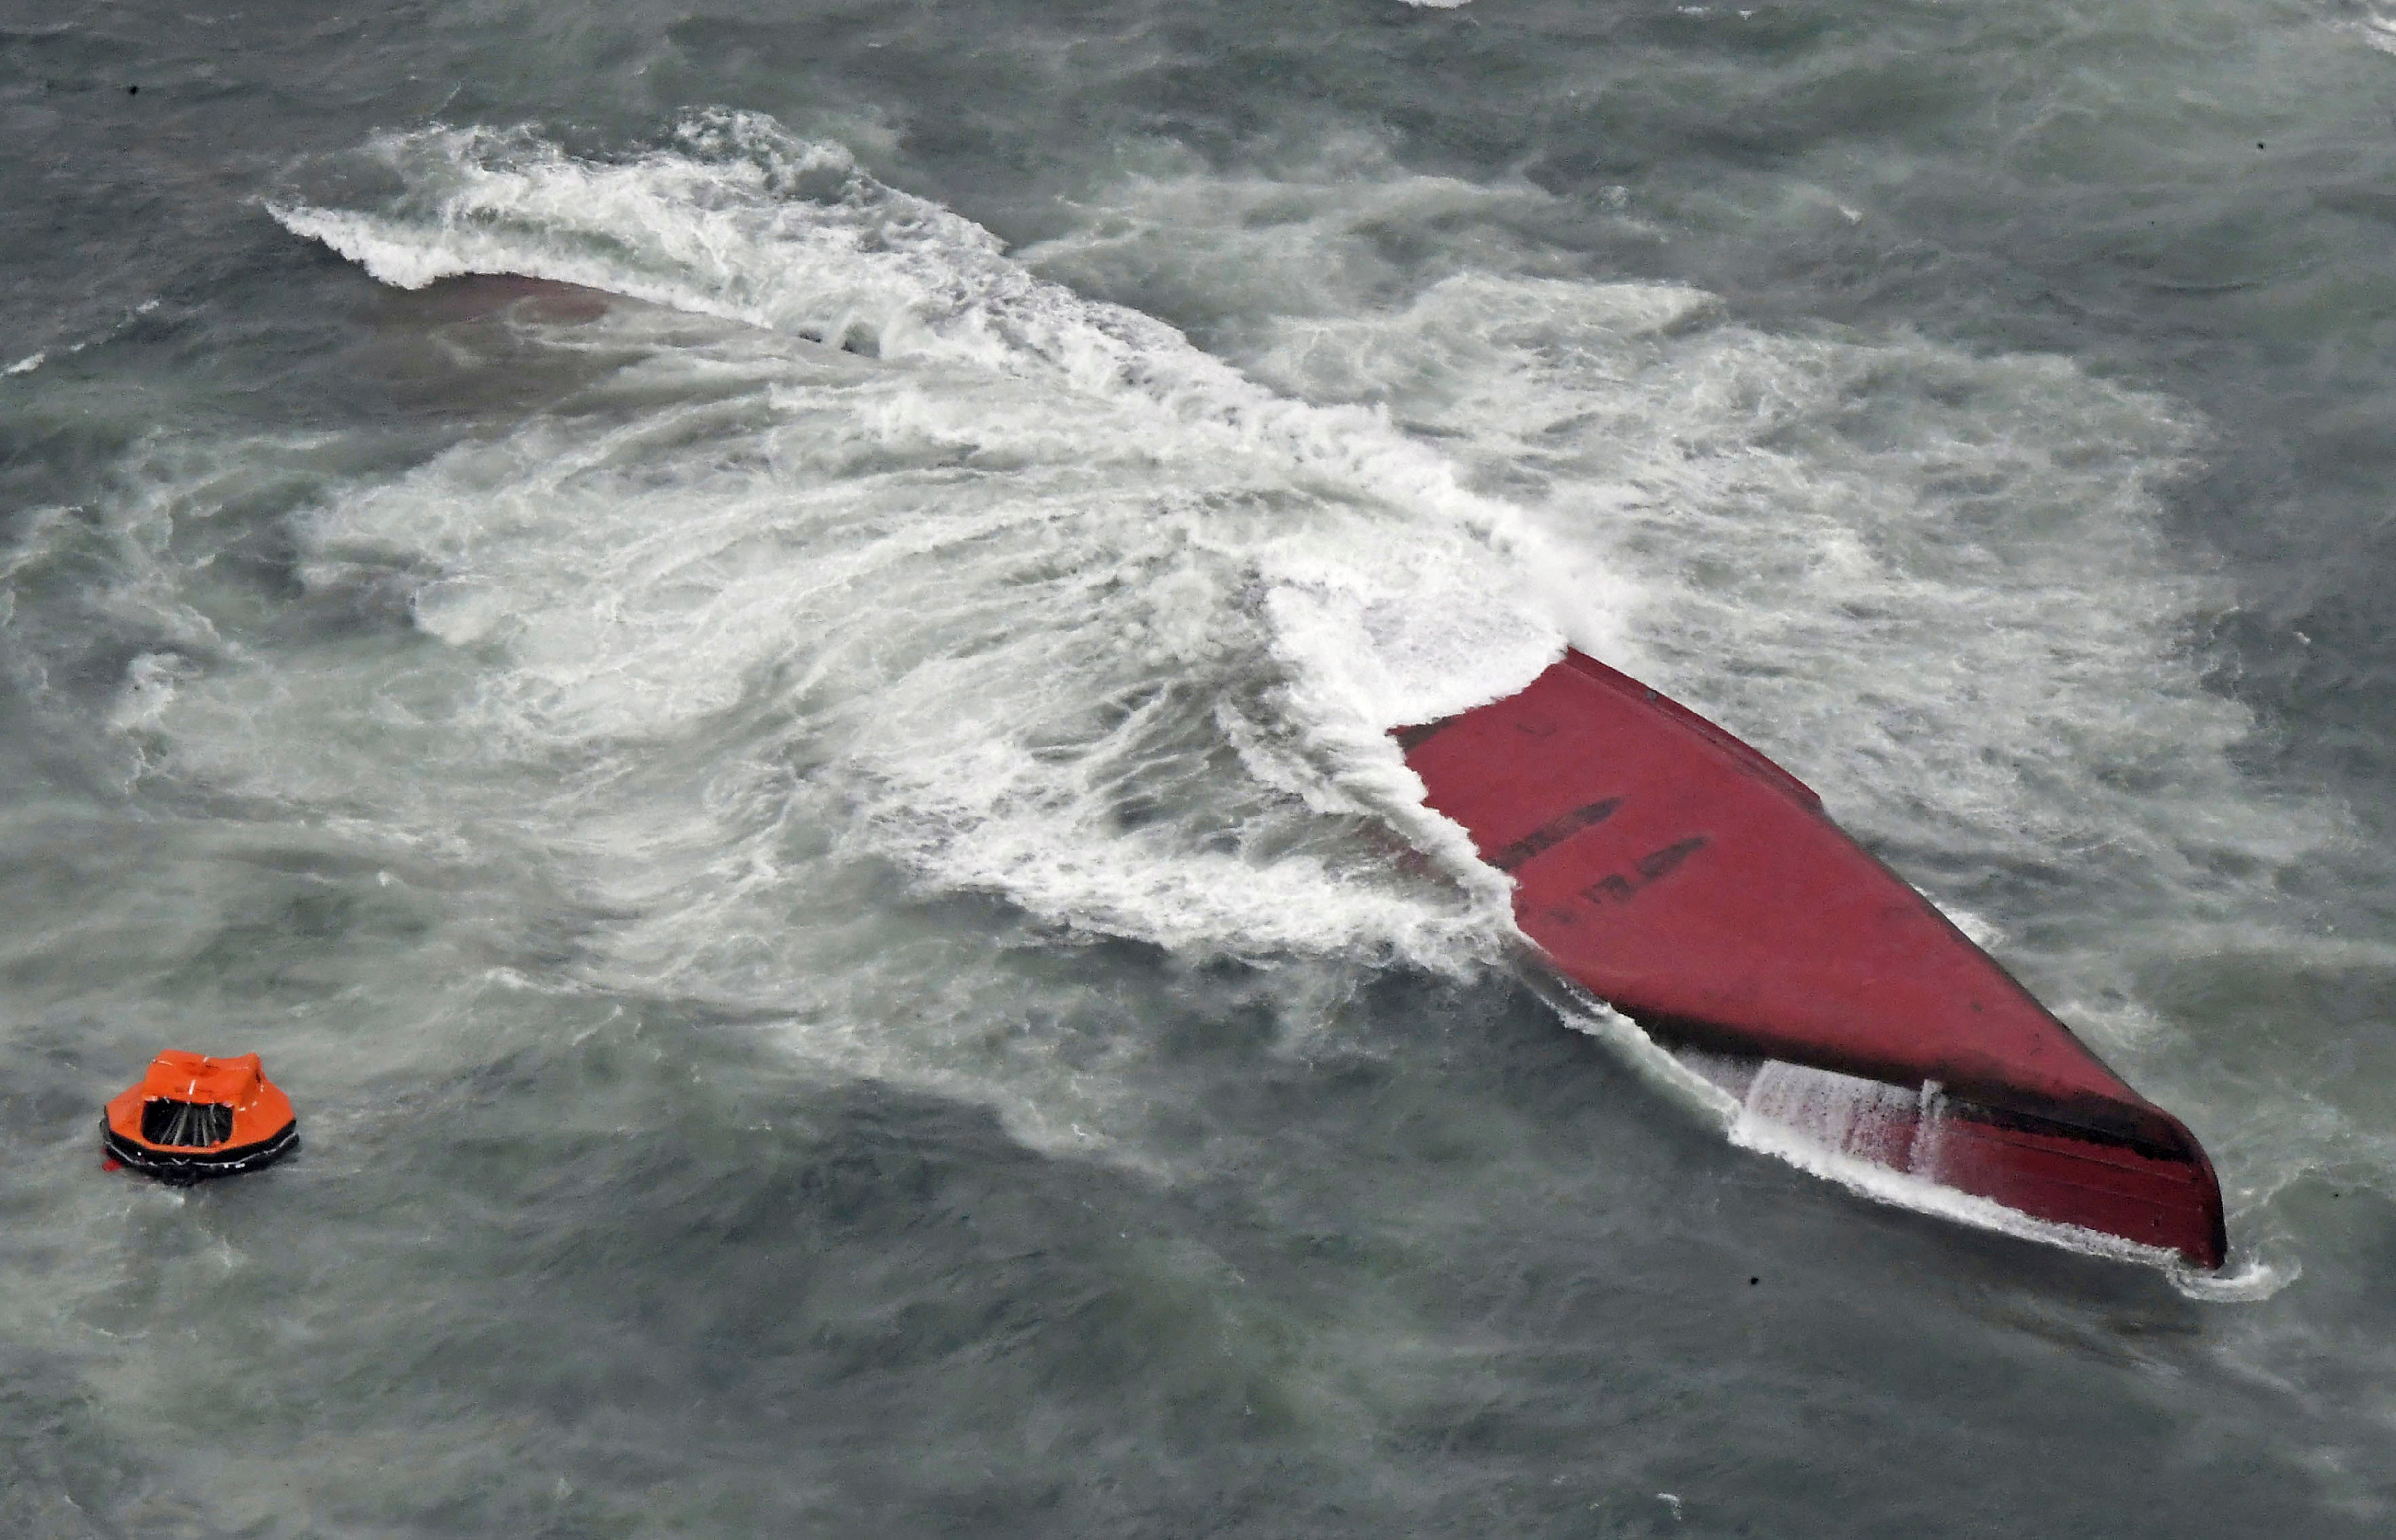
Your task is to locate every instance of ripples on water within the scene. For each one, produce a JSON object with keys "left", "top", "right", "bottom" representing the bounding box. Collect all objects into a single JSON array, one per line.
[{"left": 4, "top": 2, "right": 2395, "bottom": 1533}]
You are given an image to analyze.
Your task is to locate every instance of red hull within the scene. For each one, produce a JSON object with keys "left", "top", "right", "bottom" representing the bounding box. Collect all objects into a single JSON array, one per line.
[{"left": 1399, "top": 651, "right": 2225, "bottom": 1268}]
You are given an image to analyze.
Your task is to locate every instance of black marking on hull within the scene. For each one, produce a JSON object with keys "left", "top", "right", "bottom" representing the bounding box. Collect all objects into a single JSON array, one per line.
[
  {"left": 1635, "top": 835, "right": 1706, "bottom": 884},
  {"left": 1491, "top": 798, "right": 1623, "bottom": 872}
]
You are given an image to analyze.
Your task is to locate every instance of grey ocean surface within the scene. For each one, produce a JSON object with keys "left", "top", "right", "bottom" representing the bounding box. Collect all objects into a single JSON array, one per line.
[{"left": 5, "top": 0, "right": 2396, "bottom": 1533}]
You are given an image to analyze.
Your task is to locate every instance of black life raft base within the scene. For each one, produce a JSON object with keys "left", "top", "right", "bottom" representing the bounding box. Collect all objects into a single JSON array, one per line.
[{"left": 101, "top": 1116, "right": 300, "bottom": 1186}]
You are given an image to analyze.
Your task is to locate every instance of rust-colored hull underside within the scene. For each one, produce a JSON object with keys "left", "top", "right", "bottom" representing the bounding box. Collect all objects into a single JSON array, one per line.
[{"left": 1399, "top": 651, "right": 2225, "bottom": 1268}]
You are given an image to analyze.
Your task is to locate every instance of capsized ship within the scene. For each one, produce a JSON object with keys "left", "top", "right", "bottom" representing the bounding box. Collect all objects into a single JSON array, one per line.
[{"left": 1397, "top": 650, "right": 2225, "bottom": 1268}]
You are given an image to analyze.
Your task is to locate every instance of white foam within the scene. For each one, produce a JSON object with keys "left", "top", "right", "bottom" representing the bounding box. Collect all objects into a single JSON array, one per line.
[
  {"left": 2168, "top": 1254, "right": 2296, "bottom": 1303},
  {"left": 220, "top": 120, "right": 1637, "bottom": 1144},
  {"left": 268, "top": 115, "right": 1583, "bottom": 715},
  {"left": 1537, "top": 976, "right": 1741, "bottom": 1128}
]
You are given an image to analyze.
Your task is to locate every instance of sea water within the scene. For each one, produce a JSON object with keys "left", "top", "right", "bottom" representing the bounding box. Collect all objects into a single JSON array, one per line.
[{"left": 4, "top": 1, "right": 2395, "bottom": 1533}]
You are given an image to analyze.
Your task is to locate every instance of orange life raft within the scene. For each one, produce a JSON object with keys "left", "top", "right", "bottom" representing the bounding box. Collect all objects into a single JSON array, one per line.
[{"left": 101, "top": 1050, "right": 299, "bottom": 1183}]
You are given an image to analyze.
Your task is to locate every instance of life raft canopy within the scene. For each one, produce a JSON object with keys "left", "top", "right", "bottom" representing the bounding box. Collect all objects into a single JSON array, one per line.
[{"left": 102, "top": 1050, "right": 299, "bottom": 1184}]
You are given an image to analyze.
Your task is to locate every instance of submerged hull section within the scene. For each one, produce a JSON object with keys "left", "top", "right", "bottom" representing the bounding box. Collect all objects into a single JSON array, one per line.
[{"left": 1399, "top": 651, "right": 2226, "bottom": 1268}]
